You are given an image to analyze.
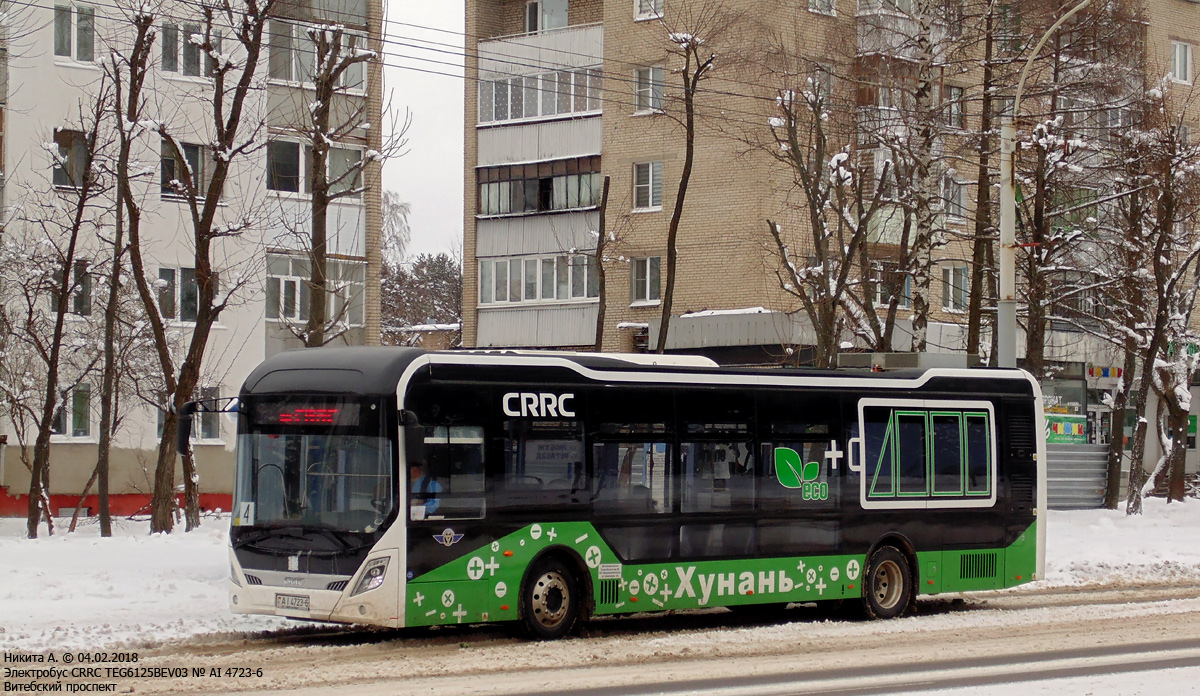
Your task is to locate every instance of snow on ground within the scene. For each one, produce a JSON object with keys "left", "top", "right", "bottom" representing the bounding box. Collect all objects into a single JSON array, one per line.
[{"left": 0, "top": 499, "right": 1198, "bottom": 653}]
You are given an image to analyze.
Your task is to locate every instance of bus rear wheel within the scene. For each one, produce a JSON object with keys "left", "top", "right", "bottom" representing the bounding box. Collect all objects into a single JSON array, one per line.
[
  {"left": 522, "top": 558, "right": 579, "bottom": 640},
  {"left": 861, "top": 546, "right": 913, "bottom": 620}
]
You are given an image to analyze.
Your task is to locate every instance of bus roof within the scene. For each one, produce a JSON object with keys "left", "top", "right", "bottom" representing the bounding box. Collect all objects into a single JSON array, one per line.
[{"left": 240, "top": 347, "right": 1034, "bottom": 398}]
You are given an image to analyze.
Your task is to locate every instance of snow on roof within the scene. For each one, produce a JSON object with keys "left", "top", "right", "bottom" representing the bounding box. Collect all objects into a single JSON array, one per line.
[
  {"left": 679, "top": 307, "right": 773, "bottom": 318},
  {"left": 403, "top": 323, "right": 461, "bottom": 332}
]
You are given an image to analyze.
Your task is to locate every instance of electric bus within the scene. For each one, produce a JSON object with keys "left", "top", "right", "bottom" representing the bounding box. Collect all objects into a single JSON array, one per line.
[{"left": 190, "top": 347, "right": 1045, "bottom": 640}]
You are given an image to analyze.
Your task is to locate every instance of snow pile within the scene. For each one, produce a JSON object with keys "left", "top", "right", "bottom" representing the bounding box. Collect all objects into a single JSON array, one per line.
[
  {"left": 1043, "top": 497, "right": 1200, "bottom": 587},
  {"left": 0, "top": 517, "right": 294, "bottom": 653},
  {"left": 0, "top": 499, "right": 1197, "bottom": 652}
]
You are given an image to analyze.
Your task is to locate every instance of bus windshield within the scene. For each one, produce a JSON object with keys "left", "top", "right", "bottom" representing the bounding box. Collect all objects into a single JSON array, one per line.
[{"left": 234, "top": 396, "right": 394, "bottom": 535}]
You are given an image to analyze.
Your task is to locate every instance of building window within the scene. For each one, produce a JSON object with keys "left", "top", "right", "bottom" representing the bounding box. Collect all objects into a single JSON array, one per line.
[
  {"left": 157, "top": 267, "right": 211, "bottom": 322},
  {"left": 267, "top": 141, "right": 301, "bottom": 193},
  {"left": 1172, "top": 41, "right": 1193, "bottom": 84},
  {"left": 809, "top": 0, "right": 835, "bottom": 15},
  {"left": 634, "top": 66, "right": 664, "bottom": 113},
  {"left": 942, "top": 264, "right": 969, "bottom": 311},
  {"left": 942, "top": 85, "right": 964, "bottom": 128},
  {"left": 478, "top": 68, "right": 601, "bottom": 124},
  {"left": 636, "top": 0, "right": 663, "bottom": 20},
  {"left": 197, "top": 386, "right": 221, "bottom": 440},
  {"left": 161, "top": 141, "right": 211, "bottom": 197},
  {"left": 52, "top": 129, "right": 87, "bottom": 188},
  {"left": 632, "top": 257, "right": 661, "bottom": 303},
  {"left": 52, "top": 384, "right": 91, "bottom": 438},
  {"left": 268, "top": 20, "right": 366, "bottom": 90},
  {"left": 51, "top": 260, "right": 91, "bottom": 315},
  {"left": 633, "top": 161, "right": 663, "bottom": 210},
  {"left": 477, "top": 156, "right": 602, "bottom": 216},
  {"left": 54, "top": 5, "right": 94, "bottom": 62},
  {"left": 266, "top": 141, "right": 362, "bottom": 197},
  {"left": 161, "top": 21, "right": 220, "bottom": 77},
  {"left": 873, "top": 262, "right": 911, "bottom": 309},
  {"left": 524, "top": 0, "right": 567, "bottom": 33},
  {"left": 266, "top": 253, "right": 364, "bottom": 326},
  {"left": 941, "top": 175, "right": 966, "bottom": 219},
  {"left": 479, "top": 254, "right": 597, "bottom": 305}
]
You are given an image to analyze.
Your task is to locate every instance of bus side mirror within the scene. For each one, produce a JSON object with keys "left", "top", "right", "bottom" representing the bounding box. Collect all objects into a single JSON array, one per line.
[
  {"left": 177, "top": 401, "right": 197, "bottom": 455},
  {"left": 401, "top": 410, "right": 425, "bottom": 467}
]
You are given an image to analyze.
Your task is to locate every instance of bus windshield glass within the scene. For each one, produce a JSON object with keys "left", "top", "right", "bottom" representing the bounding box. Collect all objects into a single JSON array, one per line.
[{"left": 234, "top": 396, "right": 394, "bottom": 535}]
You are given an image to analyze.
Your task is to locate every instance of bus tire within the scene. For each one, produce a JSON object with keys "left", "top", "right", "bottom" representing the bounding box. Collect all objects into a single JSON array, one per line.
[
  {"left": 521, "top": 557, "right": 579, "bottom": 640},
  {"left": 861, "top": 546, "right": 912, "bottom": 620}
]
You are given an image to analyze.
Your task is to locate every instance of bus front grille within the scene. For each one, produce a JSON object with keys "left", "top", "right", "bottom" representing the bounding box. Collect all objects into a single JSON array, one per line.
[
  {"left": 244, "top": 574, "right": 263, "bottom": 586},
  {"left": 598, "top": 579, "right": 620, "bottom": 605},
  {"left": 327, "top": 580, "right": 349, "bottom": 592},
  {"left": 959, "top": 552, "right": 998, "bottom": 580}
]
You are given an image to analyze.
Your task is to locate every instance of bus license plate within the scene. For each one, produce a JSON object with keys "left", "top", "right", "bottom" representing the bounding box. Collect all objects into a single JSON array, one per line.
[{"left": 275, "top": 594, "right": 310, "bottom": 611}]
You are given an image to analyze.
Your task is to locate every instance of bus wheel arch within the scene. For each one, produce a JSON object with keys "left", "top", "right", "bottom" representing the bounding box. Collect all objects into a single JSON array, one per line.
[
  {"left": 862, "top": 534, "right": 917, "bottom": 620},
  {"left": 518, "top": 546, "right": 591, "bottom": 639}
]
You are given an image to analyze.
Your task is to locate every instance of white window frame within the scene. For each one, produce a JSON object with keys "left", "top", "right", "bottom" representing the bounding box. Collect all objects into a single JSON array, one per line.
[
  {"left": 873, "top": 262, "right": 911, "bottom": 309},
  {"left": 1172, "top": 41, "right": 1193, "bottom": 84},
  {"left": 51, "top": 384, "right": 93, "bottom": 441},
  {"left": 160, "top": 20, "right": 220, "bottom": 79},
  {"left": 268, "top": 20, "right": 367, "bottom": 94},
  {"left": 266, "top": 254, "right": 309, "bottom": 323},
  {"left": 478, "top": 68, "right": 602, "bottom": 126},
  {"left": 943, "top": 85, "right": 964, "bottom": 129},
  {"left": 942, "top": 264, "right": 969, "bottom": 311},
  {"left": 266, "top": 252, "right": 365, "bottom": 327},
  {"left": 634, "top": 65, "right": 664, "bottom": 113},
  {"left": 633, "top": 161, "right": 663, "bottom": 211},
  {"left": 266, "top": 139, "right": 364, "bottom": 201},
  {"left": 161, "top": 140, "right": 217, "bottom": 198},
  {"left": 156, "top": 266, "right": 216, "bottom": 324},
  {"left": 53, "top": 4, "right": 95, "bottom": 63},
  {"left": 635, "top": 0, "right": 663, "bottom": 21},
  {"left": 525, "top": 0, "right": 568, "bottom": 33},
  {"left": 478, "top": 254, "right": 598, "bottom": 306},
  {"left": 631, "top": 256, "right": 661, "bottom": 305},
  {"left": 941, "top": 174, "right": 967, "bottom": 220},
  {"left": 809, "top": 0, "right": 836, "bottom": 16}
]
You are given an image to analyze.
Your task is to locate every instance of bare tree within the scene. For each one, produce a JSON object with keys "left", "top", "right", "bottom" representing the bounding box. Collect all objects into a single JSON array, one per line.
[
  {"left": 0, "top": 85, "right": 113, "bottom": 538},
  {"left": 382, "top": 189, "right": 412, "bottom": 267},
  {"left": 126, "top": 0, "right": 276, "bottom": 533}
]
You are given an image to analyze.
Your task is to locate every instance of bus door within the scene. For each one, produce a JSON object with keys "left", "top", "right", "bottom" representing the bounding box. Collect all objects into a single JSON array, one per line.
[{"left": 587, "top": 387, "right": 675, "bottom": 562}]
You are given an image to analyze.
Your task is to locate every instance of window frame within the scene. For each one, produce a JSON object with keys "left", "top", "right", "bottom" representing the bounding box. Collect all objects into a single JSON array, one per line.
[
  {"left": 941, "top": 174, "right": 967, "bottom": 220},
  {"left": 268, "top": 19, "right": 368, "bottom": 94},
  {"left": 942, "top": 263, "right": 969, "bottom": 312},
  {"left": 266, "top": 252, "right": 366, "bottom": 327},
  {"left": 51, "top": 383, "right": 93, "bottom": 441},
  {"left": 809, "top": 0, "right": 836, "bottom": 16},
  {"left": 478, "top": 254, "right": 598, "bottom": 306},
  {"left": 855, "top": 398, "right": 996, "bottom": 510},
  {"left": 52, "top": 128, "right": 88, "bottom": 189},
  {"left": 633, "top": 161, "right": 663, "bottom": 211},
  {"left": 477, "top": 67, "right": 602, "bottom": 126},
  {"left": 161, "top": 140, "right": 216, "bottom": 198},
  {"left": 635, "top": 0, "right": 663, "bottom": 20},
  {"left": 634, "top": 65, "right": 664, "bottom": 113},
  {"left": 1172, "top": 40, "right": 1193, "bottom": 84},
  {"left": 631, "top": 256, "right": 661, "bottom": 304},
  {"left": 53, "top": 4, "right": 95, "bottom": 63},
  {"left": 266, "top": 139, "right": 365, "bottom": 201}
]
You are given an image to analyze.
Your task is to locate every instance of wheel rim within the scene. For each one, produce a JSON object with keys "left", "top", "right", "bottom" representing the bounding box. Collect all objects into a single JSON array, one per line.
[
  {"left": 530, "top": 570, "right": 570, "bottom": 629},
  {"left": 872, "top": 559, "right": 904, "bottom": 610}
]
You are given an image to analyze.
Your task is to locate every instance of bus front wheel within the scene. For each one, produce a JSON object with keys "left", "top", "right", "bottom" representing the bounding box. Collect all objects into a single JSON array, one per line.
[
  {"left": 861, "top": 546, "right": 912, "bottom": 620},
  {"left": 521, "top": 557, "right": 579, "bottom": 640}
]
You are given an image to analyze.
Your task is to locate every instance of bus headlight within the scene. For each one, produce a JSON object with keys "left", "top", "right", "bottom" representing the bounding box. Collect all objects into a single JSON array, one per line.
[
  {"left": 230, "top": 564, "right": 242, "bottom": 587},
  {"left": 352, "top": 558, "right": 389, "bottom": 596}
]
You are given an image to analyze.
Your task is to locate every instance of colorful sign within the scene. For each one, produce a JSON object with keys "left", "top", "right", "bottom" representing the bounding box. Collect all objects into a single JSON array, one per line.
[{"left": 1046, "top": 414, "right": 1087, "bottom": 444}]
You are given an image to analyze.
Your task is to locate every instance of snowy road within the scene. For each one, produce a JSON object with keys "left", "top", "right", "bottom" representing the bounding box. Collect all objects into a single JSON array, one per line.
[{"left": 104, "top": 580, "right": 1200, "bottom": 696}]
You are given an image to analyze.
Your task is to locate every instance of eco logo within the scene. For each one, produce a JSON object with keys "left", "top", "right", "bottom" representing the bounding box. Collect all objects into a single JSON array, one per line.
[{"left": 774, "top": 447, "right": 829, "bottom": 501}]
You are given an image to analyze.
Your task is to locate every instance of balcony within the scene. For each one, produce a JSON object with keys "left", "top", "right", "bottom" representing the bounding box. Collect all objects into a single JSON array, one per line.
[
  {"left": 478, "top": 23, "right": 602, "bottom": 78},
  {"left": 856, "top": 12, "right": 949, "bottom": 62}
]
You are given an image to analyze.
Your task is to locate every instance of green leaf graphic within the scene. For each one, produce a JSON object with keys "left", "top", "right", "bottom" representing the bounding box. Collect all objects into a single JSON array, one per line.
[
  {"left": 802, "top": 460, "right": 820, "bottom": 482},
  {"left": 774, "top": 447, "right": 804, "bottom": 488}
]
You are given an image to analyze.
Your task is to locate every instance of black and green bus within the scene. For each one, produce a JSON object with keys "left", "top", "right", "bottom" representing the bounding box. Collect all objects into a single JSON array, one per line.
[{"left": 211, "top": 347, "right": 1045, "bottom": 639}]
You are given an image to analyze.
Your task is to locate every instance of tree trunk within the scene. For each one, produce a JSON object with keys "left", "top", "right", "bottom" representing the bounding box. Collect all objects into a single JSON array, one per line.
[
  {"left": 1103, "top": 344, "right": 1138, "bottom": 509},
  {"left": 966, "top": 14, "right": 995, "bottom": 357},
  {"left": 68, "top": 465, "right": 100, "bottom": 533},
  {"left": 593, "top": 177, "right": 610, "bottom": 352},
  {"left": 1166, "top": 390, "right": 1189, "bottom": 502}
]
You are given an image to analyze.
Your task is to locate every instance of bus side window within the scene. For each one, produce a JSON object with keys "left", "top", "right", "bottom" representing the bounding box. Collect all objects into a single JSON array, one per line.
[
  {"left": 419, "top": 426, "right": 486, "bottom": 520},
  {"left": 591, "top": 440, "right": 671, "bottom": 514},
  {"left": 497, "top": 418, "right": 587, "bottom": 510}
]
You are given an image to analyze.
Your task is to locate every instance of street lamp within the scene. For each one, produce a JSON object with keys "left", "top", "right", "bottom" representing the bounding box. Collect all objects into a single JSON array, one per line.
[{"left": 998, "top": 0, "right": 1093, "bottom": 368}]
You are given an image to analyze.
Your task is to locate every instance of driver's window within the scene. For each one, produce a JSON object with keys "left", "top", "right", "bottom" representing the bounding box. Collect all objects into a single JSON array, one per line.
[{"left": 412, "top": 426, "right": 485, "bottom": 520}]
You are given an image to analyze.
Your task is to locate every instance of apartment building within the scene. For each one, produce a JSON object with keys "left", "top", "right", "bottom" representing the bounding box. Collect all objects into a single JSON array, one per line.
[
  {"left": 464, "top": 0, "right": 1200, "bottom": 456},
  {"left": 0, "top": 0, "right": 384, "bottom": 517}
]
